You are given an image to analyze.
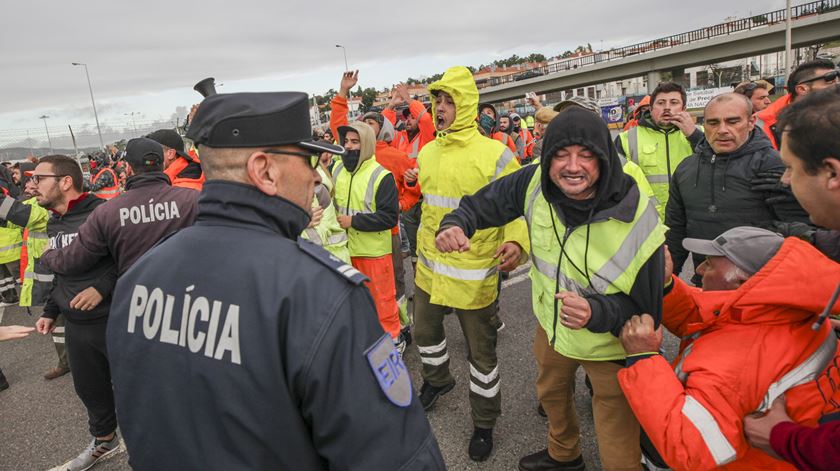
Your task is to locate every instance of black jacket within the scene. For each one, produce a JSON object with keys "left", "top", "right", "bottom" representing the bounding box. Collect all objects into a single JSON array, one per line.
[
  {"left": 665, "top": 127, "right": 811, "bottom": 274},
  {"left": 442, "top": 108, "right": 664, "bottom": 337},
  {"left": 41, "top": 172, "right": 198, "bottom": 276},
  {"left": 42, "top": 194, "right": 117, "bottom": 324},
  {"left": 107, "top": 181, "right": 444, "bottom": 471}
]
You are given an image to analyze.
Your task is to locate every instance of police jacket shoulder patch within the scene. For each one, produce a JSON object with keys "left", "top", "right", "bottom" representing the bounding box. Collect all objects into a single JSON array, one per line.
[
  {"left": 297, "top": 237, "right": 368, "bottom": 285},
  {"left": 365, "top": 333, "right": 412, "bottom": 407}
]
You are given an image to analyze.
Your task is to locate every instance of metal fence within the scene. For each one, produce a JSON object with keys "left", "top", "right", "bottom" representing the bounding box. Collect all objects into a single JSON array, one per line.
[{"left": 486, "top": 0, "right": 840, "bottom": 88}]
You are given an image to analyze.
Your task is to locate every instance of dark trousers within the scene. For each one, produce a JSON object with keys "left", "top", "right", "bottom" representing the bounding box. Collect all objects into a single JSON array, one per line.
[
  {"left": 0, "top": 261, "right": 20, "bottom": 302},
  {"left": 413, "top": 287, "right": 501, "bottom": 429},
  {"left": 65, "top": 320, "right": 117, "bottom": 437},
  {"left": 400, "top": 203, "right": 422, "bottom": 263}
]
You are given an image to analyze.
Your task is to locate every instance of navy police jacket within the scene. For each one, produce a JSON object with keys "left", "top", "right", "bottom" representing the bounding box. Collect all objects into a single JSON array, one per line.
[{"left": 107, "top": 181, "right": 445, "bottom": 471}]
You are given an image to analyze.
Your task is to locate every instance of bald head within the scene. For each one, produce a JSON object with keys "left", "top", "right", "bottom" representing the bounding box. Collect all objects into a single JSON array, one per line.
[{"left": 705, "top": 93, "right": 753, "bottom": 117}]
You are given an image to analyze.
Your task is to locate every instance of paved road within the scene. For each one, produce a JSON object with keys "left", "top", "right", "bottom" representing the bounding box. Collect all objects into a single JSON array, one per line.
[{"left": 0, "top": 262, "right": 678, "bottom": 471}]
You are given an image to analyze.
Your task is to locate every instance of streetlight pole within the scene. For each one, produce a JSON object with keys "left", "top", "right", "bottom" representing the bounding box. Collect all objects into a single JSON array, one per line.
[
  {"left": 335, "top": 44, "right": 349, "bottom": 71},
  {"left": 784, "top": 0, "right": 793, "bottom": 89},
  {"left": 72, "top": 62, "right": 105, "bottom": 150},
  {"left": 125, "top": 112, "right": 139, "bottom": 135},
  {"left": 39, "top": 115, "right": 53, "bottom": 154}
]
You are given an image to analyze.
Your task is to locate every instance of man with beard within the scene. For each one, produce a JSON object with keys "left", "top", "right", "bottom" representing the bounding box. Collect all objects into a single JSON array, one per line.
[
  {"left": 437, "top": 106, "right": 666, "bottom": 470},
  {"left": 31, "top": 155, "right": 122, "bottom": 471},
  {"left": 478, "top": 103, "right": 518, "bottom": 155},
  {"left": 617, "top": 82, "right": 705, "bottom": 219},
  {"left": 498, "top": 113, "right": 524, "bottom": 161}
]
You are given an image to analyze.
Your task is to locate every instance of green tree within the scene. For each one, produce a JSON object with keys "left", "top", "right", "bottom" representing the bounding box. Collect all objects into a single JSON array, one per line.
[{"left": 356, "top": 86, "right": 379, "bottom": 112}]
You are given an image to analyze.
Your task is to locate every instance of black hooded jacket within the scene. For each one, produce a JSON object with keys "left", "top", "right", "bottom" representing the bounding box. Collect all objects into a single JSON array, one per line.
[
  {"left": 441, "top": 108, "right": 664, "bottom": 336},
  {"left": 665, "top": 126, "right": 811, "bottom": 274}
]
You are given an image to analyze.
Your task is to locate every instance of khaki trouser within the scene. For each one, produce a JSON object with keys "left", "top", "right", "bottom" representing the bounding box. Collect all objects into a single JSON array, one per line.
[
  {"left": 534, "top": 326, "right": 642, "bottom": 471},
  {"left": 413, "top": 287, "right": 500, "bottom": 429}
]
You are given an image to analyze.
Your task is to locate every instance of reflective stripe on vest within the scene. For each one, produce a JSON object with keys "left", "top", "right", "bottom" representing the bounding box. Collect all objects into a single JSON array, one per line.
[
  {"left": 0, "top": 197, "right": 14, "bottom": 220},
  {"left": 409, "top": 137, "right": 421, "bottom": 158},
  {"left": 627, "top": 126, "right": 639, "bottom": 164},
  {"left": 493, "top": 148, "right": 516, "bottom": 181},
  {"left": 418, "top": 252, "right": 497, "bottom": 281},
  {"left": 681, "top": 396, "right": 737, "bottom": 466},
  {"left": 334, "top": 159, "right": 392, "bottom": 257},
  {"left": 756, "top": 331, "right": 837, "bottom": 413},
  {"left": 332, "top": 162, "right": 344, "bottom": 182},
  {"left": 336, "top": 166, "right": 386, "bottom": 216},
  {"left": 24, "top": 271, "right": 54, "bottom": 283},
  {"left": 646, "top": 174, "right": 670, "bottom": 184},
  {"left": 27, "top": 232, "right": 49, "bottom": 239}
]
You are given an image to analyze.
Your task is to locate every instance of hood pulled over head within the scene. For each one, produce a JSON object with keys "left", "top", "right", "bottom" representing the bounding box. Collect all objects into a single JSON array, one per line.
[
  {"left": 428, "top": 66, "right": 478, "bottom": 136},
  {"left": 540, "top": 107, "right": 634, "bottom": 222},
  {"left": 338, "top": 121, "right": 376, "bottom": 173}
]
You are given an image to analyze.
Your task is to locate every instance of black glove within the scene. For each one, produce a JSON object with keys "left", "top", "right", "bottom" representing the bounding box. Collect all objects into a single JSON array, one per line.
[
  {"left": 751, "top": 220, "right": 816, "bottom": 242},
  {"left": 751, "top": 169, "right": 798, "bottom": 205}
]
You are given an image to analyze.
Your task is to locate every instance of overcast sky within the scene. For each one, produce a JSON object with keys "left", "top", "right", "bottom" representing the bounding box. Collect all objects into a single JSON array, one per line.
[{"left": 1, "top": 0, "right": 785, "bottom": 148}]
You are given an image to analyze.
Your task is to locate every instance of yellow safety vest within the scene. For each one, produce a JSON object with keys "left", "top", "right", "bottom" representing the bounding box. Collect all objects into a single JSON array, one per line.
[
  {"left": 333, "top": 157, "right": 392, "bottom": 258},
  {"left": 19, "top": 198, "right": 52, "bottom": 307},
  {"left": 618, "top": 125, "right": 699, "bottom": 219},
  {"left": 524, "top": 166, "right": 666, "bottom": 361},
  {"left": 301, "top": 168, "right": 350, "bottom": 264}
]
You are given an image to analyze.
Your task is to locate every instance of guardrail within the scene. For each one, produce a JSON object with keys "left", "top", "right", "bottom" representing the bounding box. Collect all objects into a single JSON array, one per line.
[{"left": 485, "top": 0, "right": 840, "bottom": 88}]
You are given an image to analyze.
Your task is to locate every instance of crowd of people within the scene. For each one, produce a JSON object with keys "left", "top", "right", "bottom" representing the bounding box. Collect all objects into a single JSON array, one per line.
[{"left": 0, "top": 58, "right": 838, "bottom": 471}]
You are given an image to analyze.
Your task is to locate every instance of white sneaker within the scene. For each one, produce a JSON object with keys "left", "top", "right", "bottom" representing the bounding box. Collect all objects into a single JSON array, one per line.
[{"left": 54, "top": 434, "right": 124, "bottom": 471}]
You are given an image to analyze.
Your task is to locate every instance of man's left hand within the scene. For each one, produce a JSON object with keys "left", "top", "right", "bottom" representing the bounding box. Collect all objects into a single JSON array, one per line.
[
  {"left": 70, "top": 287, "right": 104, "bottom": 311},
  {"left": 671, "top": 111, "right": 697, "bottom": 137},
  {"left": 337, "top": 215, "right": 352, "bottom": 229},
  {"left": 744, "top": 396, "right": 790, "bottom": 459},
  {"left": 620, "top": 314, "right": 663, "bottom": 354},
  {"left": 556, "top": 291, "right": 592, "bottom": 329},
  {"left": 494, "top": 242, "right": 522, "bottom": 272}
]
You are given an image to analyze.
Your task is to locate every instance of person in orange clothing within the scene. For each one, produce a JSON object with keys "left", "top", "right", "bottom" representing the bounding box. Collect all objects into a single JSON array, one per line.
[
  {"left": 382, "top": 83, "right": 435, "bottom": 158},
  {"left": 146, "top": 129, "right": 205, "bottom": 190},
  {"left": 622, "top": 95, "right": 650, "bottom": 131},
  {"left": 755, "top": 59, "right": 837, "bottom": 150},
  {"left": 509, "top": 113, "right": 534, "bottom": 162},
  {"left": 617, "top": 226, "right": 840, "bottom": 471},
  {"left": 477, "top": 103, "right": 518, "bottom": 155}
]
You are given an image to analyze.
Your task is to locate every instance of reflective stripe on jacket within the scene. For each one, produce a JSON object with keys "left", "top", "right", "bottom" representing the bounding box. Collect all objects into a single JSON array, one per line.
[
  {"left": 0, "top": 195, "right": 23, "bottom": 265},
  {"left": 416, "top": 66, "right": 529, "bottom": 310},
  {"left": 91, "top": 167, "right": 120, "bottom": 199},
  {"left": 524, "top": 165, "right": 665, "bottom": 360},
  {"left": 618, "top": 238, "right": 840, "bottom": 470},
  {"left": 618, "top": 125, "right": 697, "bottom": 219}
]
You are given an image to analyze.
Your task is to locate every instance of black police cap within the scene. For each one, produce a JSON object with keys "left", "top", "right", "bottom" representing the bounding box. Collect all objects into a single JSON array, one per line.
[
  {"left": 125, "top": 137, "right": 164, "bottom": 168},
  {"left": 186, "top": 92, "right": 345, "bottom": 156}
]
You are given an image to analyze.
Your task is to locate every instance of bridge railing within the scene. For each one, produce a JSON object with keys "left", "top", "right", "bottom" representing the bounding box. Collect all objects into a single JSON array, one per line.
[{"left": 485, "top": 0, "right": 840, "bottom": 88}]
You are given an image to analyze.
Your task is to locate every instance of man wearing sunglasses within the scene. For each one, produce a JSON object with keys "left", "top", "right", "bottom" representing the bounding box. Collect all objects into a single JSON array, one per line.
[
  {"left": 756, "top": 59, "right": 838, "bottom": 150},
  {"left": 106, "top": 92, "right": 443, "bottom": 470}
]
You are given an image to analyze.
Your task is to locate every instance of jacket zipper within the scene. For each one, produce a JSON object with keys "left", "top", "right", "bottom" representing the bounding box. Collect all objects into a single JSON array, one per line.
[
  {"left": 345, "top": 171, "right": 355, "bottom": 217},
  {"left": 550, "top": 225, "right": 574, "bottom": 346},
  {"left": 665, "top": 130, "right": 672, "bottom": 184},
  {"left": 708, "top": 154, "right": 717, "bottom": 213}
]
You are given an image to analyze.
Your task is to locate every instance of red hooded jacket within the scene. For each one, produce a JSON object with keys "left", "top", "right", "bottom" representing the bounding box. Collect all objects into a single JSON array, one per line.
[{"left": 618, "top": 238, "right": 840, "bottom": 470}]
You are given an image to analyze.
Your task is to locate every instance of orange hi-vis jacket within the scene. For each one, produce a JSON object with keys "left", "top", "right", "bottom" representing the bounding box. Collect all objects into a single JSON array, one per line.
[
  {"left": 491, "top": 131, "right": 518, "bottom": 155},
  {"left": 331, "top": 96, "right": 421, "bottom": 219},
  {"left": 755, "top": 94, "right": 792, "bottom": 151},
  {"left": 518, "top": 128, "right": 535, "bottom": 160},
  {"left": 382, "top": 99, "right": 435, "bottom": 158},
  {"left": 90, "top": 167, "right": 120, "bottom": 199},
  {"left": 618, "top": 238, "right": 840, "bottom": 471},
  {"left": 164, "top": 150, "right": 205, "bottom": 191}
]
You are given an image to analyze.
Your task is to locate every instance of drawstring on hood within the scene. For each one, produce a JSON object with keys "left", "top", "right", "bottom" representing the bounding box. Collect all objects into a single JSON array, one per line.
[{"left": 337, "top": 122, "right": 376, "bottom": 174}]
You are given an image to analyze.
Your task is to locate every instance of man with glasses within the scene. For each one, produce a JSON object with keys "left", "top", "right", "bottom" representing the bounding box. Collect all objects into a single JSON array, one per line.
[
  {"left": 756, "top": 59, "right": 838, "bottom": 149},
  {"left": 106, "top": 92, "right": 444, "bottom": 470},
  {"left": 24, "top": 155, "right": 123, "bottom": 471},
  {"left": 734, "top": 79, "right": 773, "bottom": 113}
]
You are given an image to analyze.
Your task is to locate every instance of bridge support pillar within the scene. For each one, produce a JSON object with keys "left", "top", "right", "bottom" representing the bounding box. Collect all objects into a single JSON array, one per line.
[{"left": 646, "top": 71, "right": 662, "bottom": 93}]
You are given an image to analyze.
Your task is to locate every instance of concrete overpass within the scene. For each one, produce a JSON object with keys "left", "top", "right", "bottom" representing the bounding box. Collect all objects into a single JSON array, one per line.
[{"left": 479, "top": 6, "right": 840, "bottom": 104}]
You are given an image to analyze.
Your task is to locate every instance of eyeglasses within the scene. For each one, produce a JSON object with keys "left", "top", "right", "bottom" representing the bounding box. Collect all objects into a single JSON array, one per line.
[
  {"left": 798, "top": 69, "right": 840, "bottom": 86},
  {"left": 30, "top": 174, "right": 68, "bottom": 184},
  {"left": 262, "top": 150, "right": 319, "bottom": 169}
]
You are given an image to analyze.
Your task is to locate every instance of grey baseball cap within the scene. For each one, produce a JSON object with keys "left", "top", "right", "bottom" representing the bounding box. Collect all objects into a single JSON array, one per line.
[
  {"left": 683, "top": 226, "right": 784, "bottom": 275},
  {"left": 553, "top": 96, "right": 602, "bottom": 115}
]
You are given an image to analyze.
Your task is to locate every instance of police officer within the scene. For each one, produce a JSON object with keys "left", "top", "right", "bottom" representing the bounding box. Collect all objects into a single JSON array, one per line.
[
  {"left": 107, "top": 91, "right": 445, "bottom": 470},
  {"left": 40, "top": 137, "right": 198, "bottom": 276}
]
